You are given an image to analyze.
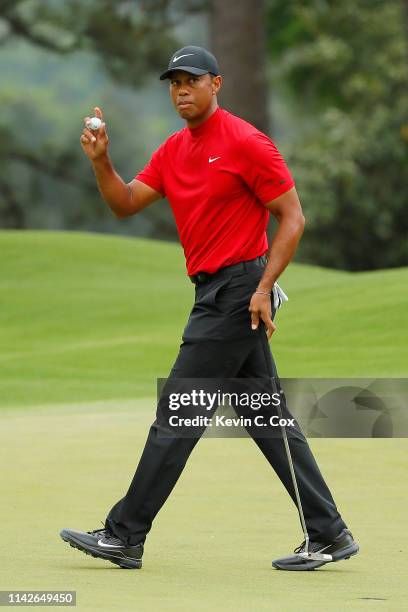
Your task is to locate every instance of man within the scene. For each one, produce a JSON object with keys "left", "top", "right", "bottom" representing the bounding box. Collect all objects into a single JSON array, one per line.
[{"left": 60, "top": 46, "right": 359, "bottom": 571}]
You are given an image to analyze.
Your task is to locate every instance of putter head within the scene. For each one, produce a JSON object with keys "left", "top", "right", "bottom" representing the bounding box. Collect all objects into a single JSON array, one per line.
[{"left": 298, "top": 551, "right": 333, "bottom": 561}]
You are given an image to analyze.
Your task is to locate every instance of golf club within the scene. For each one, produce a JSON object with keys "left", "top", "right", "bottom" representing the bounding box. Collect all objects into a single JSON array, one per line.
[{"left": 275, "top": 383, "right": 333, "bottom": 562}]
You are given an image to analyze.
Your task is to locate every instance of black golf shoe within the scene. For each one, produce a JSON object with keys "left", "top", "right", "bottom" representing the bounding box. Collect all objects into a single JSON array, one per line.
[
  {"left": 60, "top": 526, "right": 143, "bottom": 569},
  {"left": 272, "top": 528, "right": 359, "bottom": 571}
]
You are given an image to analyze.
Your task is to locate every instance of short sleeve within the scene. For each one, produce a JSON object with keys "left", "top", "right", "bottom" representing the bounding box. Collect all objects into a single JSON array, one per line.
[
  {"left": 134, "top": 143, "right": 165, "bottom": 197},
  {"left": 236, "top": 132, "right": 295, "bottom": 204}
]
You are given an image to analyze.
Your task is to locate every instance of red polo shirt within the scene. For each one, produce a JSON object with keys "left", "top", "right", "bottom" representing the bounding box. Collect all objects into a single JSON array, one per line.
[{"left": 135, "top": 107, "right": 295, "bottom": 275}]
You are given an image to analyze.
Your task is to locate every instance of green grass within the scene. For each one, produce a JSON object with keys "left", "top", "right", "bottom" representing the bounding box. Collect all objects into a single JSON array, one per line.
[
  {"left": 0, "top": 230, "right": 407, "bottom": 611},
  {"left": 1, "top": 401, "right": 406, "bottom": 611},
  {"left": 1, "top": 230, "right": 407, "bottom": 408}
]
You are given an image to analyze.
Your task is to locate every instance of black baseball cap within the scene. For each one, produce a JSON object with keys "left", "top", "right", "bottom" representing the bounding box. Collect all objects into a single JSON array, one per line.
[{"left": 159, "top": 45, "right": 220, "bottom": 80}]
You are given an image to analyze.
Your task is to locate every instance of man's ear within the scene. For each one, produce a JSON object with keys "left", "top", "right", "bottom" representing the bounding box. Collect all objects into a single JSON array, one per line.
[{"left": 212, "top": 75, "right": 222, "bottom": 94}]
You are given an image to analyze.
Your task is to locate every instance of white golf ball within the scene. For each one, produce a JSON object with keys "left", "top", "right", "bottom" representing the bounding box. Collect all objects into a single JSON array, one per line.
[{"left": 87, "top": 117, "right": 102, "bottom": 131}]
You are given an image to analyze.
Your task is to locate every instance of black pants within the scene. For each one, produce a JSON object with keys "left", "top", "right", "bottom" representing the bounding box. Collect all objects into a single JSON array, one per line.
[{"left": 105, "top": 257, "right": 347, "bottom": 546}]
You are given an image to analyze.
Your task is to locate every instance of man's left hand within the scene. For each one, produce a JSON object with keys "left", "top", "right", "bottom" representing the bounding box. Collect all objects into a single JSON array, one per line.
[{"left": 248, "top": 293, "right": 276, "bottom": 340}]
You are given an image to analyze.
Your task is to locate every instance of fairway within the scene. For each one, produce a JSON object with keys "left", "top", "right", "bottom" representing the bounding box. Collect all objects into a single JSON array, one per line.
[
  {"left": 1, "top": 231, "right": 407, "bottom": 611},
  {"left": 1, "top": 230, "right": 408, "bottom": 409}
]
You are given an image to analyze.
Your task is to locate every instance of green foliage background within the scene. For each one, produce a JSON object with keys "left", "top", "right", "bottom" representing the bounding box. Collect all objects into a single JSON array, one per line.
[
  {"left": 267, "top": 0, "right": 408, "bottom": 270},
  {"left": 0, "top": 0, "right": 407, "bottom": 270}
]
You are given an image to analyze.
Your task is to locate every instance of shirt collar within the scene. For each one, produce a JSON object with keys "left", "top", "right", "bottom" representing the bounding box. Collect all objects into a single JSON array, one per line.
[{"left": 187, "top": 106, "right": 222, "bottom": 137}]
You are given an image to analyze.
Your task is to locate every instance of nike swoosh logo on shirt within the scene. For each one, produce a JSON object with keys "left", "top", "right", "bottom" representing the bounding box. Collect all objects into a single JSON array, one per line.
[
  {"left": 173, "top": 54, "right": 195, "bottom": 62},
  {"left": 209, "top": 156, "right": 221, "bottom": 163},
  {"left": 98, "top": 539, "right": 124, "bottom": 549}
]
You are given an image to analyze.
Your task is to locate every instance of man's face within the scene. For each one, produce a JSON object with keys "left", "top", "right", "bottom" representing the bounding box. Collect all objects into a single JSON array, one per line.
[{"left": 169, "top": 71, "right": 222, "bottom": 120}]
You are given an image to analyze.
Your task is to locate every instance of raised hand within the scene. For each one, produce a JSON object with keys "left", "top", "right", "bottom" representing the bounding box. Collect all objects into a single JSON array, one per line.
[{"left": 80, "top": 106, "right": 109, "bottom": 161}]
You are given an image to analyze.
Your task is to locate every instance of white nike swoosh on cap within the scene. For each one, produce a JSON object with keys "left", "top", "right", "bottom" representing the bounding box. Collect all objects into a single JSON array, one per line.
[
  {"left": 98, "top": 539, "right": 124, "bottom": 548},
  {"left": 209, "top": 156, "right": 221, "bottom": 163},
  {"left": 173, "top": 54, "right": 195, "bottom": 62}
]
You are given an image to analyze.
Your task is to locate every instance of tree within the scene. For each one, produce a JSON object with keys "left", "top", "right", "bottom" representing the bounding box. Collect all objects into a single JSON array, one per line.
[
  {"left": 209, "top": 0, "right": 269, "bottom": 134},
  {"left": 0, "top": 0, "right": 179, "bottom": 232},
  {"left": 0, "top": 0, "right": 274, "bottom": 239},
  {"left": 266, "top": 0, "right": 408, "bottom": 270}
]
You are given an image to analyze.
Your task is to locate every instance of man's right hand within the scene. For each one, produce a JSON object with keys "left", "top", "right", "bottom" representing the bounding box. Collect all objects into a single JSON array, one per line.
[
  {"left": 81, "top": 106, "right": 162, "bottom": 219},
  {"left": 80, "top": 106, "right": 109, "bottom": 161}
]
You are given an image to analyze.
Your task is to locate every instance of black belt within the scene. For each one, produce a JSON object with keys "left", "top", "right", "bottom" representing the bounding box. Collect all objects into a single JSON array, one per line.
[{"left": 189, "top": 255, "right": 267, "bottom": 285}]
